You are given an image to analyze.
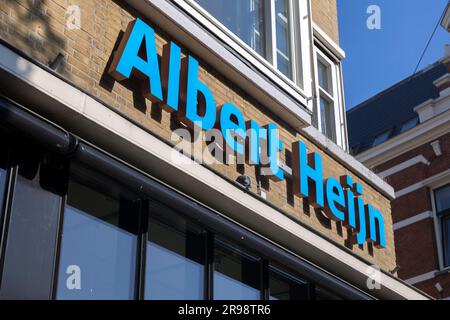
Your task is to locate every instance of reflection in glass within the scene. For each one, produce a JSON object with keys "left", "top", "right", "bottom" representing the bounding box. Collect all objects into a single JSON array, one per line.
[
  {"left": 57, "top": 171, "right": 139, "bottom": 300},
  {"left": 145, "top": 202, "right": 205, "bottom": 300},
  {"left": 400, "top": 117, "right": 418, "bottom": 133},
  {"left": 318, "top": 60, "right": 330, "bottom": 93},
  {"left": 194, "top": 0, "right": 266, "bottom": 57},
  {"left": 372, "top": 130, "right": 391, "bottom": 147},
  {"left": 214, "top": 238, "right": 261, "bottom": 300},
  {"left": 320, "top": 97, "right": 336, "bottom": 142},
  {"left": 0, "top": 158, "right": 61, "bottom": 299},
  {"left": 269, "top": 266, "right": 311, "bottom": 300},
  {"left": 275, "top": 0, "right": 292, "bottom": 79}
]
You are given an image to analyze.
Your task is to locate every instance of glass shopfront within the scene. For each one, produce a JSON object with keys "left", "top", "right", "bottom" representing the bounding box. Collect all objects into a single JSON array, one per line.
[
  {"left": 56, "top": 165, "right": 140, "bottom": 300},
  {"left": 145, "top": 202, "right": 206, "bottom": 300},
  {"left": 0, "top": 98, "right": 369, "bottom": 300}
]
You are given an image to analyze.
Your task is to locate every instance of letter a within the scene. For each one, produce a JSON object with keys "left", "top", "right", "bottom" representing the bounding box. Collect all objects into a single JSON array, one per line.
[{"left": 109, "top": 19, "right": 163, "bottom": 102}]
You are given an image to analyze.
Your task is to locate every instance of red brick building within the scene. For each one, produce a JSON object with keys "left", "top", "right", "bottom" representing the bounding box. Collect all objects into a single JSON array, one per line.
[{"left": 347, "top": 13, "right": 450, "bottom": 297}]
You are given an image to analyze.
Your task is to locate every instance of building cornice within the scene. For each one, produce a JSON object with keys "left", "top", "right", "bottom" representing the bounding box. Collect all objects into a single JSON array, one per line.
[{"left": 312, "top": 22, "right": 346, "bottom": 61}]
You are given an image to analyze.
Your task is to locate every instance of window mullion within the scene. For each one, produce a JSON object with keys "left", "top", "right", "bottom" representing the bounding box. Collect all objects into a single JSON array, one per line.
[
  {"left": 205, "top": 231, "right": 214, "bottom": 300},
  {"left": 267, "top": 0, "right": 277, "bottom": 67}
]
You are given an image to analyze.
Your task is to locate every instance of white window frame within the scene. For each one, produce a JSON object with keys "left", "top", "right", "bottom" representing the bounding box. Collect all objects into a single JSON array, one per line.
[
  {"left": 313, "top": 46, "right": 345, "bottom": 149},
  {"left": 269, "top": 0, "right": 300, "bottom": 84},
  {"left": 172, "top": 0, "right": 313, "bottom": 109},
  {"left": 431, "top": 182, "right": 450, "bottom": 271}
]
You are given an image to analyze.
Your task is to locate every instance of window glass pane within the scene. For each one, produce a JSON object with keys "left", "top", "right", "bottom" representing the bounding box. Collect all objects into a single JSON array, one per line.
[
  {"left": 145, "top": 202, "right": 205, "bottom": 300},
  {"left": 400, "top": 117, "right": 418, "bottom": 133},
  {"left": 319, "top": 97, "right": 336, "bottom": 142},
  {"left": 269, "top": 266, "right": 311, "bottom": 300},
  {"left": 194, "top": 0, "right": 266, "bottom": 57},
  {"left": 435, "top": 185, "right": 450, "bottom": 215},
  {"left": 57, "top": 166, "right": 139, "bottom": 300},
  {"left": 443, "top": 217, "right": 450, "bottom": 267},
  {"left": 318, "top": 60, "right": 330, "bottom": 93},
  {"left": 0, "top": 166, "right": 6, "bottom": 219},
  {"left": 214, "top": 238, "right": 261, "bottom": 300},
  {"left": 1, "top": 154, "right": 61, "bottom": 299},
  {"left": 372, "top": 130, "right": 391, "bottom": 147},
  {"left": 275, "top": 0, "right": 292, "bottom": 79},
  {"left": 350, "top": 144, "right": 360, "bottom": 156}
]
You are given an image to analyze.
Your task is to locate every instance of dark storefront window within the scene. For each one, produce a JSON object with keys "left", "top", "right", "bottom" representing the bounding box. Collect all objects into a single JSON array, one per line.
[
  {"left": 56, "top": 165, "right": 139, "bottom": 300},
  {"left": 214, "top": 238, "right": 262, "bottom": 300},
  {"left": 145, "top": 202, "right": 206, "bottom": 300},
  {"left": 435, "top": 185, "right": 450, "bottom": 267},
  {"left": 0, "top": 99, "right": 360, "bottom": 300},
  {"left": 0, "top": 149, "right": 7, "bottom": 221},
  {"left": 268, "top": 265, "right": 311, "bottom": 300},
  {"left": 0, "top": 152, "right": 62, "bottom": 299},
  {"left": 275, "top": 0, "right": 292, "bottom": 79}
]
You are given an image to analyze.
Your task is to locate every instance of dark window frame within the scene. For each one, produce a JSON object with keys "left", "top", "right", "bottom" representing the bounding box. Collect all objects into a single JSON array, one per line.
[
  {"left": 399, "top": 116, "right": 419, "bottom": 133},
  {"left": 0, "top": 146, "right": 15, "bottom": 287},
  {"left": 442, "top": 215, "right": 450, "bottom": 268}
]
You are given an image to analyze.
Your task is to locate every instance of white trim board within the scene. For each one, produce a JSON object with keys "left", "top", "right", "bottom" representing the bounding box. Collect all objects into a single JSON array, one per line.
[
  {"left": 393, "top": 211, "right": 433, "bottom": 231},
  {"left": 0, "top": 42, "right": 428, "bottom": 300},
  {"left": 405, "top": 270, "right": 438, "bottom": 285},
  {"left": 378, "top": 155, "right": 430, "bottom": 179}
]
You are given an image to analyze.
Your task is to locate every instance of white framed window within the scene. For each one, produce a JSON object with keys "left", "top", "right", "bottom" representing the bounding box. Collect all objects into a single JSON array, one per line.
[
  {"left": 313, "top": 46, "right": 346, "bottom": 149},
  {"left": 176, "top": 0, "right": 312, "bottom": 105},
  {"left": 272, "top": 0, "right": 296, "bottom": 81}
]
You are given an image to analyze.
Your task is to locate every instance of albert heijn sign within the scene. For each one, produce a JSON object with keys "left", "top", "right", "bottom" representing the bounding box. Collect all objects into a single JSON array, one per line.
[{"left": 108, "top": 18, "right": 386, "bottom": 248}]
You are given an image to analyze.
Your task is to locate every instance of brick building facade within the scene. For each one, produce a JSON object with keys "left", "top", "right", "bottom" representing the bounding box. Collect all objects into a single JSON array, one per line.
[{"left": 0, "top": 0, "right": 427, "bottom": 299}]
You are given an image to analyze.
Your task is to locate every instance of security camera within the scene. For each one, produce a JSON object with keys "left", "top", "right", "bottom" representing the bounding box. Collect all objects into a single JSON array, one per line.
[{"left": 236, "top": 175, "right": 251, "bottom": 190}]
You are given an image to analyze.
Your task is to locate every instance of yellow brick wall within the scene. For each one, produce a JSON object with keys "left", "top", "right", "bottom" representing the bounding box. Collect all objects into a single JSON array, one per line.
[
  {"left": 0, "top": 0, "right": 395, "bottom": 271},
  {"left": 312, "top": 0, "right": 340, "bottom": 43}
]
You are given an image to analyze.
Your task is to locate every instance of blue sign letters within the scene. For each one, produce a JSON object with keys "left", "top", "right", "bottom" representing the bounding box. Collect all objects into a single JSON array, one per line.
[{"left": 109, "top": 18, "right": 387, "bottom": 249}]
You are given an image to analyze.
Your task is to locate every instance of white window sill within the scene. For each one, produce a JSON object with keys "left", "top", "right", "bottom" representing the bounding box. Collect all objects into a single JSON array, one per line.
[{"left": 435, "top": 267, "right": 450, "bottom": 276}]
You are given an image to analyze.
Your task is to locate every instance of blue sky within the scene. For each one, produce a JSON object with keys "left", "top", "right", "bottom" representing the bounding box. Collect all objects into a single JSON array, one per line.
[{"left": 338, "top": 0, "right": 449, "bottom": 109}]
